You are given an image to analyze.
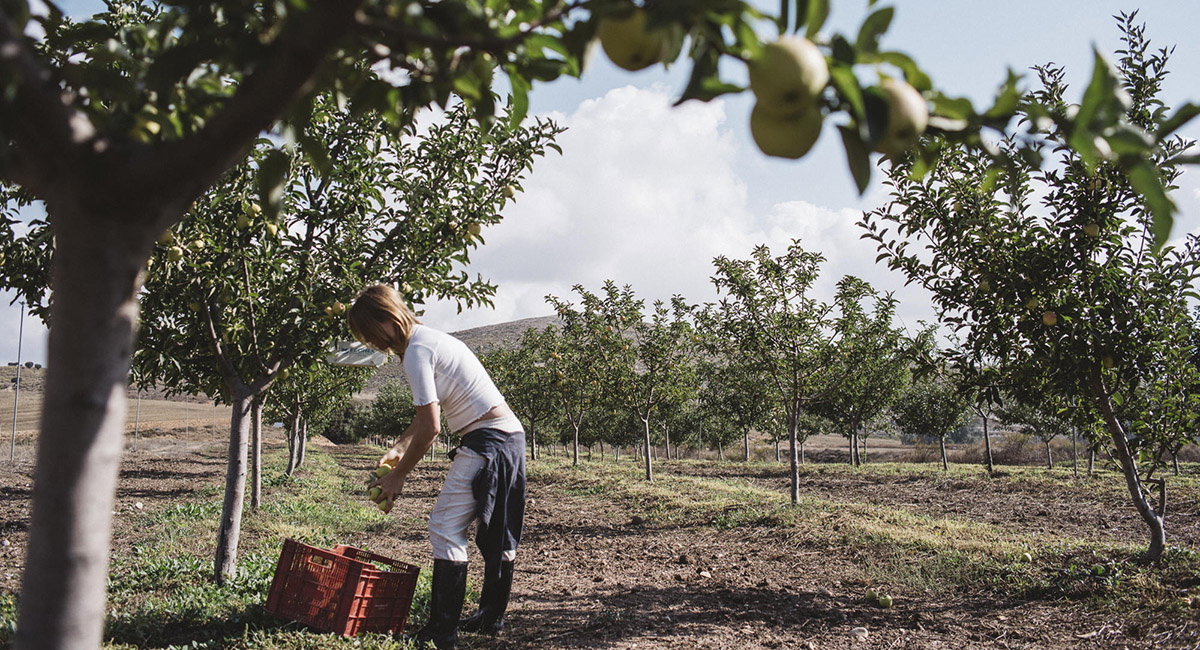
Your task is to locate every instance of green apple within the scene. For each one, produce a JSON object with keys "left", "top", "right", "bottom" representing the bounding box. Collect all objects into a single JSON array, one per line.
[
  {"left": 237, "top": 212, "right": 252, "bottom": 229},
  {"left": 159, "top": 230, "right": 175, "bottom": 244},
  {"left": 331, "top": 301, "right": 346, "bottom": 316},
  {"left": 750, "top": 103, "right": 822, "bottom": 159},
  {"left": 167, "top": 246, "right": 184, "bottom": 262},
  {"left": 467, "top": 223, "right": 482, "bottom": 237},
  {"left": 265, "top": 222, "right": 279, "bottom": 238},
  {"left": 502, "top": 185, "right": 516, "bottom": 199},
  {"left": 323, "top": 305, "right": 334, "bottom": 318},
  {"left": 1042, "top": 311, "right": 1058, "bottom": 326},
  {"left": 748, "top": 36, "right": 828, "bottom": 117},
  {"left": 865, "top": 588, "right": 878, "bottom": 601},
  {"left": 1026, "top": 297, "right": 1040, "bottom": 310},
  {"left": 377, "top": 496, "right": 391, "bottom": 513},
  {"left": 875, "top": 79, "right": 929, "bottom": 156},
  {"left": 877, "top": 594, "right": 893, "bottom": 608},
  {"left": 189, "top": 239, "right": 205, "bottom": 252},
  {"left": 367, "top": 486, "right": 382, "bottom": 501},
  {"left": 375, "top": 464, "right": 393, "bottom": 479},
  {"left": 1102, "top": 355, "right": 1115, "bottom": 370},
  {"left": 1084, "top": 223, "right": 1101, "bottom": 238},
  {"left": 979, "top": 278, "right": 992, "bottom": 292},
  {"left": 1021, "top": 552, "right": 1033, "bottom": 563},
  {"left": 597, "top": 8, "right": 669, "bottom": 72}
]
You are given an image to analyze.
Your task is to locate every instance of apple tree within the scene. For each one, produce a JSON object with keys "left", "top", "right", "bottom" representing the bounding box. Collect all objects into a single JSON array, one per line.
[
  {"left": 811, "top": 276, "right": 909, "bottom": 466},
  {"left": 480, "top": 325, "right": 560, "bottom": 461},
  {"left": 266, "top": 362, "right": 373, "bottom": 475},
  {"left": 543, "top": 290, "right": 609, "bottom": 467},
  {"left": 997, "top": 393, "right": 1073, "bottom": 470},
  {"left": 860, "top": 18, "right": 1199, "bottom": 561},
  {"left": 891, "top": 364, "right": 972, "bottom": 471},
  {"left": 711, "top": 241, "right": 837, "bottom": 502},
  {"left": 696, "top": 305, "right": 774, "bottom": 462}
]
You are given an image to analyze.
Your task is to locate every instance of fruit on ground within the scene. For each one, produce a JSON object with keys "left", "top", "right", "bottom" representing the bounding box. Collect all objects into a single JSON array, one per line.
[
  {"left": 375, "top": 464, "right": 393, "bottom": 478},
  {"left": 877, "top": 594, "right": 893, "bottom": 608},
  {"left": 874, "top": 78, "right": 929, "bottom": 156},
  {"left": 865, "top": 588, "right": 878, "bottom": 601},
  {"left": 1042, "top": 311, "right": 1058, "bottom": 326},
  {"left": 597, "top": 8, "right": 669, "bottom": 72},
  {"left": 750, "top": 103, "right": 822, "bottom": 159},
  {"left": 1021, "top": 552, "right": 1033, "bottom": 563},
  {"left": 748, "top": 36, "right": 828, "bottom": 117},
  {"left": 377, "top": 496, "right": 391, "bottom": 512}
]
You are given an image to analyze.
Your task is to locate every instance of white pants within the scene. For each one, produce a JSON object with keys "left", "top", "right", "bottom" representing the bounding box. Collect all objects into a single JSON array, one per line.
[{"left": 428, "top": 447, "right": 517, "bottom": 562}]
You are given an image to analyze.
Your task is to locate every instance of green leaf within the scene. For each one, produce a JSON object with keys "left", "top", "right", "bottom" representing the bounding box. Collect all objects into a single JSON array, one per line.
[
  {"left": 1125, "top": 160, "right": 1176, "bottom": 251},
  {"left": 838, "top": 125, "right": 871, "bottom": 194},
  {"left": 256, "top": 148, "right": 291, "bottom": 217},
  {"left": 804, "top": 0, "right": 830, "bottom": 38},
  {"left": 506, "top": 69, "right": 531, "bottom": 128},
  {"left": 1076, "top": 48, "right": 1118, "bottom": 129},
  {"left": 855, "top": 7, "right": 893, "bottom": 55},
  {"left": 879, "top": 51, "right": 931, "bottom": 92},
  {"left": 829, "top": 64, "right": 864, "bottom": 120},
  {"left": 1155, "top": 102, "right": 1200, "bottom": 140}
]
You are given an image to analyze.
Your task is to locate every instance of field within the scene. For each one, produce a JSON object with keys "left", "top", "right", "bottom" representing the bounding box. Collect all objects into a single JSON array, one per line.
[{"left": 1, "top": 429, "right": 1198, "bottom": 649}]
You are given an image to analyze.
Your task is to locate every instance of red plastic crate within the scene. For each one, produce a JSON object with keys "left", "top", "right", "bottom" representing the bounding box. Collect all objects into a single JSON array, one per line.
[{"left": 265, "top": 538, "right": 421, "bottom": 637}]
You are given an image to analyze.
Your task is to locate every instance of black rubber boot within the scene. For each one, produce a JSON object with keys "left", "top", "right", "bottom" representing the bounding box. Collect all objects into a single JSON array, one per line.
[
  {"left": 411, "top": 559, "right": 468, "bottom": 650},
  {"left": 459, "top": 560, "right": 514, "bottom": 636}
]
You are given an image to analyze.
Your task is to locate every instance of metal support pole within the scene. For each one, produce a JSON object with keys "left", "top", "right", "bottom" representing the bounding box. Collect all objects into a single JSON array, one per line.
[{"left": 10, "top": 301, "right": 26, "bottom": 463}]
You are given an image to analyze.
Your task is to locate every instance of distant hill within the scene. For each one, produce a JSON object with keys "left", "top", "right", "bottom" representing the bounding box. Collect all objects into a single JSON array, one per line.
[{"left": 359, "top": 314, "right": 560, "bottom": 396}]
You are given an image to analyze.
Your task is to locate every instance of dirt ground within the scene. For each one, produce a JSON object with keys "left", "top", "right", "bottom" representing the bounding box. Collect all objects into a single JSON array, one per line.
[{"left": 1, "top": 434, "right": 1197, "bottom": 650}]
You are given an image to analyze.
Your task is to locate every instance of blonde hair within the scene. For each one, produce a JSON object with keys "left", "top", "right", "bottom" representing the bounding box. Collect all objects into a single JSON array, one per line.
[{"left": 347, "top": 284, "right": 420, "bottom": 356}]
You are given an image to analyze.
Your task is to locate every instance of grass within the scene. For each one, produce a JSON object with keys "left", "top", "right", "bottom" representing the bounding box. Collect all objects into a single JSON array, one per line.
[{"left": 3, "top": 447, "right": 1197, "bottom": 647}]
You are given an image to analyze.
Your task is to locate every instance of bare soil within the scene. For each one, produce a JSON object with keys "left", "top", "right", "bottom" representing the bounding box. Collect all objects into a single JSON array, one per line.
[{"left": 0, "top": 434, "right": 1197, "bottom": 650}]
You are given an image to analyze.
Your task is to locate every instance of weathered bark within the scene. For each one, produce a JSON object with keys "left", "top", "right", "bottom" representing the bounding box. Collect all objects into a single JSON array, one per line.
[
  {"left": 528, "top": 422, "right": 537, "bottom": 461},
  {"left": 940, "top": 437, "right": 949, "bottom": 471},
  {"left": 250, "top": 396, "right": 263, "bottom": 510},
  {"left": 16, "top": 204, "right": 152, "bottom": 650},
  {"left": 717, "top": 441, "right": 724, "bottom": 461},
  {"left": 642, "top": 416, "right": 653, "bottom": 482},
  {"left": 664, "top": 426, "right": 670, "bottom": 460},
  {"left": 215, "top": 386, "right": 254, "bottom": 582},
  {"left": 1091, "top": 372, "right": 1166, "bottom": 561},
  {"left": 800, "top": 440, "right": 806, "bottom": 465}
]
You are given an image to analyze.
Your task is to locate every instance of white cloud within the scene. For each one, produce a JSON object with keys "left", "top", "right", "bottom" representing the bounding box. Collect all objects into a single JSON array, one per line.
[{"left": 420, "top": 85, "right": 936, "bottom": 336}]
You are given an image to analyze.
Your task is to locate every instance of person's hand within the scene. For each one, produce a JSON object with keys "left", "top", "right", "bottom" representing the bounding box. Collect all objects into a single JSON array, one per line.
[{"left": 370, "top": 467, "right": 406, "bottom": 514}]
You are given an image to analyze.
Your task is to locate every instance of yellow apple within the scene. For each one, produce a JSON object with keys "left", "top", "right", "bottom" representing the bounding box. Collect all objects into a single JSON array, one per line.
[
  {"left": 748, "top": 36, "right": 828, "bottom": 117},
  {"left": 1084, "top": 223, "right": 1100, "bottom": 238},
  {"left": 468, "top": 223, "right": 482, "bottom": 237},
  {"left": 265, "top": 222, "right": 279, "bottom": 238},
  {"left": 875, "top": 79, "right": 929, "bottom": 156},
  {"left": 189, "top": 239, "right": 205, "bottom": 252},
  {"left": 1042, "top": 311, "right": 1058, "bottom": 326},
  {"left": 502, "top": 185, "right": 516, "bottom": 199},
  {"left": 332, "top": 301, "right": 346, "bottom": 316},
  {"left": 167, "top": 246, "right": 184, "bottom": 262},
  {"left": 597, "top": 8, "right": 669, "bottom": 72},
  {"left": 750, "top": 103, "right": 823, "bottom": 160}
]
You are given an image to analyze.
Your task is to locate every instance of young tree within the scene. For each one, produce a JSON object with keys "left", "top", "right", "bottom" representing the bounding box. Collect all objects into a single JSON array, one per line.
[
  {"left": 711, "top": 242, "right": 836, "bottom": 502},
  {"left": 481, "top": 326, "right": 560, "bottom": 462},
  {"left": 696, "top": 306, "right": 773, "bottom": 462},
  {"left": 0, "top": 0, "right": 1191, "bottom": 644},
  {"left": 998, "top": 395, "right": 1072, "bottom": 469},
  {"left": 266, "top": 362, "right": 372, "bottom": 475},
  {"left": 813, "top": 276, "right": 910, "bottom": 466},
  {"left": 861, "top": 16, "right": 1200, "bottom": 560},
  {"left": 543, "top": 292, "right": 607, "bottom": 467},
  {"left": 892, "top": 367, "right": 973, "bottom": 470}
]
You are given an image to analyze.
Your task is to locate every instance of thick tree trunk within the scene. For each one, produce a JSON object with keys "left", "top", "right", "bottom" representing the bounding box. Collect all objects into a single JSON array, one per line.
[
  {"left": 642, "top": 416, "right": 653, "bottom": 482},
  {"left": 940, "top": 437, "right": 949, "bottom": 471},
  {"left": 215, "top": 386, "right": 254, "bottom": 582},
  {"left": 250, "top": 396, "right": 263, "bottom": 510},
  {"left": 982, "top": 415, "right": 994, "bottom": 473},
  {"left": 16, "top": 208, "right": 151, "bottom": 650}
]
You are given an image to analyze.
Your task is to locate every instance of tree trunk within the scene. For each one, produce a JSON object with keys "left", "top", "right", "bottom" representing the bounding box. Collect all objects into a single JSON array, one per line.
[
  {"left": 787, "top": 406, "right": 800, "bottom": 504},
  {"left": 1091, "top": 374, "right": 1165, "bottom": 561},
  {"left": 800, "top": 440, "right": 806, "bottom": 465},
  {"left": 848, "top": 433, "right": 855, "bottom": 466},
  {"left": 664, "top": 425, "right": 670, "bottom": 460},
  {"left": 615, "top": 445, "right": 620, "bottom": 462},
  {"left": 297, "top": 416, "right": 307, "bottom": 469},
  {"left": 1173, "top": 453, "right": 1180, "bottom": 477},
  {"left": 940, "top": 437, "right": 948, "bottom": 471},
  {"left": 215, "top": 386, "right": 254, "bottom": 582},
  {"left": 285, "top": 409, "right": 301, "bottom": 476},
  {"left": 1072, "top": 428, "right": 1078, "bottom": 479},
  {"left": 250, "top": 396, "right": 263, "bottom": 510},
  {"left": 744, "top": 430, "right": 750, "bottom": 462},
  {"left": 1088, "top": 447, "right": 1096, "bottom": 476},
  {"left": 717, "top": 441, "right": 723, "bottom": 461},
  {"left": 982, "top": 414, "right": 994, "bottom": 473},
  {"left": 529, "top": 422, "right": 536, "bottom": 461},
  {"left": 775, "top": 440, "right": 780, "bottom": 463},
  {"left": 1045, "top": 439, "right": 1053, "bottom": 470},
  {"left": 642, "top": 416, "right": 653, "bottom": 482},
  {"left": 860, "top": 435, "right": 868, "bottom": 464},
  {"left": 16, "top": 208, "right": 150, "bottom": 650},
  {"left": 572, "top": 424, "right": 580, "bottom": 466}
]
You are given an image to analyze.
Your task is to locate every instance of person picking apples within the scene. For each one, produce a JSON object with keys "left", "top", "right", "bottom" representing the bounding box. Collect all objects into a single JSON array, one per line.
[{"left": 349, "top": 283, "right": 526, "bottom": 650}]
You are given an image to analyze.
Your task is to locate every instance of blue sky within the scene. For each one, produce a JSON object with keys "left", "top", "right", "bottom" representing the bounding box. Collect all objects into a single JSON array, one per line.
[{"left": 3, "top": 1, "right": 1199, "bottom": 366}]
